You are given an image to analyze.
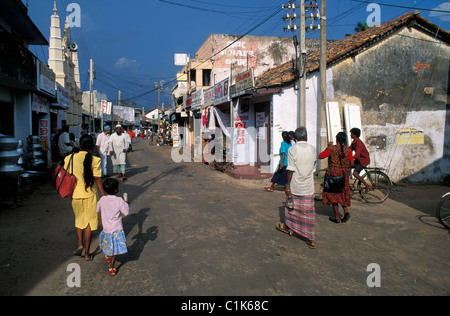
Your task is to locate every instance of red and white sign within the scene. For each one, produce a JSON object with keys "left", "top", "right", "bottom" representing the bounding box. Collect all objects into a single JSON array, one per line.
[{"left": 39, "top": 119, "right": 49, "bottom": 142}]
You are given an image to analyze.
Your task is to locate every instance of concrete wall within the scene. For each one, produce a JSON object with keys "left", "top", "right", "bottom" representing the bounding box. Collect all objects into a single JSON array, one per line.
[{"left": 330, "top": 27, "right": 450, "bottom": 183}]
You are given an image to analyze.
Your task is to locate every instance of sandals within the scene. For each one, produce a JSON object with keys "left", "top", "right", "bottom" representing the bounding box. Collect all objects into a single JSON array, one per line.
[
  {"left": 342, "top": 212, "right": 351, "bottom": 223},
  {"left": 109, "top": 268, "right": 117, "bottom": 276},
  {"left": 73, "top": 247, "right": 84, "bottom": 256},
  {"left": 84, "top": 254, "right": 94, "bottom": 261},
  {"left": 264, "top": 187, "right": 274, "bottom": 192},
  {"left": 276, "top": 222, "right": 290, "bottom": 235},
  {"left": 276, "top": 222, "right": 316, "bottom": 249},
  {"left": 329, "top": 217, "right": 341, "bottom": 223}
]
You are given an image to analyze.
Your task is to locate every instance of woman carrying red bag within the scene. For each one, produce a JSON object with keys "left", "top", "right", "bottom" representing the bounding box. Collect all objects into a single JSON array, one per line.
[{"left": 64, "top": 134, "right": 106, "bottom": 261}]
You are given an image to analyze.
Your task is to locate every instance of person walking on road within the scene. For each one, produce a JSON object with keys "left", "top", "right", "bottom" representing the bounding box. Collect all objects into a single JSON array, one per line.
[
  {"left": 264, "top": 131, "right": 292, "bottom": 193},
  {"left": 97, "top": 178, "right": 129, "bottom": 276},
  {"left": 96, "top": 125, "right": 111, "bottom": 178},
  {"left": 110, "top": 125, "right": 129, "bottom": 181},
  {"left": 65, "top": 134, "right": 106, "bottom": 261},
  {"left": 319, "top": 132, "right": 354, "bottom": 223},
  {"left": 276, "top": 127, "right": 317, "bottom": 249}
]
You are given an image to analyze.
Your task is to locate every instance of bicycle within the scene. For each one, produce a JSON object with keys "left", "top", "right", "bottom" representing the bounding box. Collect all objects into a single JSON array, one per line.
[
  {"left": 314, "top": 167, "right": 392, "bottom": 204},
  {"left": 436, "top": 192, "right": 450, "bottom": 230}
]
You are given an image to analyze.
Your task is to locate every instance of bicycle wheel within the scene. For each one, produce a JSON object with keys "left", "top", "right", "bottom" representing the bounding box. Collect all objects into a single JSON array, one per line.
[
  {"left": 359, "top": 170, "right": 391, "bottom": 203},
  {"left": 313, "top": 169, "right": 327, "bottom": 201},
  {"left": 436, "top": 192, "right": 450, "bottom": 230}
]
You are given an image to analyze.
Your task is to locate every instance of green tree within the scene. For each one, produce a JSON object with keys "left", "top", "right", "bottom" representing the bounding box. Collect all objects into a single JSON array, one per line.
[
  {"left": 345, "top": 21, "right": 371, "bottom": 37},
  {"left": 354, "top": 21, "right": 370, "bottom": 33}
]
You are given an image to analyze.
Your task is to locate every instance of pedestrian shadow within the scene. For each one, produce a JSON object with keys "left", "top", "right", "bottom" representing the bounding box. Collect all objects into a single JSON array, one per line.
[
  {"left": 125, "top": 166, "right": 149, "bottom": 179},
  {"left": 116, "top": 208, "right": 158, "bottom": 270}
]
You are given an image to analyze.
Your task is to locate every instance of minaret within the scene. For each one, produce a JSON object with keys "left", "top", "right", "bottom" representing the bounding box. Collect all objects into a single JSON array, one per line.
[{"left": 48, "top": 2, "right": 65, "bottom": 86}]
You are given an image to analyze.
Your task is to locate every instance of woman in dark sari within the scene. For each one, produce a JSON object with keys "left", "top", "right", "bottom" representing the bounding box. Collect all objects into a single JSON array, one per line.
[{"left": 319, "top": 132, "right": 354, "bottom": 223}]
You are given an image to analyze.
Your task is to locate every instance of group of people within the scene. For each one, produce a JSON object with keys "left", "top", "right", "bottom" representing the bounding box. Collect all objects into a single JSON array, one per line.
[
  {"left": 266, "top": 127, "right": 370, "bottom": 249},
  {"left": 60, "top": 124, "right": 137, "bottom": 276},
  {"left": 62, "top": 132, "right": 130, "bottom": 276},
  {"left": 96, "top": 124, "right": 135, "bottom": 181}
]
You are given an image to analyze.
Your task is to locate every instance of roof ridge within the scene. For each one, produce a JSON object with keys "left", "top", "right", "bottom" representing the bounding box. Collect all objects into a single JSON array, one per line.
[{"left": 257, "top": 11, "right": 449, "bottom": 88}]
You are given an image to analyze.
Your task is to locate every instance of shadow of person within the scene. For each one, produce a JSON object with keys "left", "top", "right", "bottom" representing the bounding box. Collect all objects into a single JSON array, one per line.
[
  {"left": 116, "top": 226, "right": 158, "bottom": 270},
  {"left": 115, "top": 208, "right": 158, "bottom": 270}
]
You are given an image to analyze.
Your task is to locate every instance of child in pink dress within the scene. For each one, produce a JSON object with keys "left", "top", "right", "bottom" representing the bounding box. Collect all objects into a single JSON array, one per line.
[{"left": 96, "top": 178, "right": 129, "bottom": 276}]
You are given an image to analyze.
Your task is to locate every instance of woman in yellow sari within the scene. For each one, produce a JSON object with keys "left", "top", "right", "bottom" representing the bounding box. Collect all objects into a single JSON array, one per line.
[{"left": 65, "top": 134, "right": 106, "bottom": 261}]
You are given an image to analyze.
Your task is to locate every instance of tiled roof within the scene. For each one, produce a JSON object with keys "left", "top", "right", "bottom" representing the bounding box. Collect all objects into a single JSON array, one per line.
[{"left": 257, "top": 11, "right": 450, "bottom": 88}]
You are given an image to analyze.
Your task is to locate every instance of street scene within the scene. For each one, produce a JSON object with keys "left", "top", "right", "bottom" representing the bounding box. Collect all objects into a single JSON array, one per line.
[
  {"left": 0, "top": 0, "right": 450, "bottom": 298},
  {"left": 0, "top": 139, "right": 449, "bottom": 296}
]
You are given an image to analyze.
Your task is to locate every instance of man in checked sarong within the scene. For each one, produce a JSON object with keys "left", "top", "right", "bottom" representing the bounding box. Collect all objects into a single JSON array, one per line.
[{"left": 276, "top": 127, "right": 317, "bottom": 249}]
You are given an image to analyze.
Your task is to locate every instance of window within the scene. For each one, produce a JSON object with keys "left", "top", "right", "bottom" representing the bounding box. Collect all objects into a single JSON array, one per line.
[{"left": 203, "top": 69, "right": 212, "bottom": 87}]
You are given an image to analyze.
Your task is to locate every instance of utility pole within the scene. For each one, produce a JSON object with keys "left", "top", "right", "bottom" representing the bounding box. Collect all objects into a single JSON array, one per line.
[
  {"left": 299, "top": 0, "right": 306, "bottom": 127},
  {"left": 89, "top": 59, "right": 94, "bottom": 133},
  {"left": 155, "top": 80, "right": 164, "bottom": 133},
  {"left": 319, "top": 0, "right": 327, "bottom": 168},
  {"left": 283, "top": 1, "right": 319, "bottom": 127},
  {"left": 118, "top": 90, "right": 122, "bottom": 126}
]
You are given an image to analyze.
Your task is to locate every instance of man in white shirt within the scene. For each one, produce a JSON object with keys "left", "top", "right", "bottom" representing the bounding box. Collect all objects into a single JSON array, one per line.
[
  {"left": 96, "top": 125, "right": 111, "bottom": 177},
  {"left": 109, "top": 125, "right": 129, "bottom": 180},
  {"left": 276, "top": 127, "right": 317, "bottom": 249},
  {"left": 58, "top": 125, "right": 73, "bottom": 157}
]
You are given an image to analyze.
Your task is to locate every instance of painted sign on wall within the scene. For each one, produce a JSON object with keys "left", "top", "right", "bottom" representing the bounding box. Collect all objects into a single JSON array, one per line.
[{"left": 215, "top": 40, "right": 258, "bottom": 68}]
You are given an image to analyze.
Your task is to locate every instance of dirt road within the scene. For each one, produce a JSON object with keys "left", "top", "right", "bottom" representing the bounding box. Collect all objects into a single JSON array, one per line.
[{"left": 0, "top": 139, "right": 449, "bottom": 296}]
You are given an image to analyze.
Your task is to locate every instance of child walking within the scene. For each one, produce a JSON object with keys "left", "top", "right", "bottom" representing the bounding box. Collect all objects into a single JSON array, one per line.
[{"left": 96, "top": 178, "right": 129, "bottom": 276}]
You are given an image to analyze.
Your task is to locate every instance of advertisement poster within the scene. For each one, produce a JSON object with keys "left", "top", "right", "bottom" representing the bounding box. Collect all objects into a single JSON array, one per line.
[{"left": 172, "top": 123, "right": 179, "bottom": 148}]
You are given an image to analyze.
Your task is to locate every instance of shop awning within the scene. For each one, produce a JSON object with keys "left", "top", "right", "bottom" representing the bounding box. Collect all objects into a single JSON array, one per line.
[{"left": 50, "top": 103, "right": 69, "bottom": 110}]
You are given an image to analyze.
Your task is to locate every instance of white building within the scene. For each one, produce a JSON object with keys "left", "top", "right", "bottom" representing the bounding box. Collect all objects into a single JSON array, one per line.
[{"left": 48, "top": 2, "right": 83, "bottom": 130}]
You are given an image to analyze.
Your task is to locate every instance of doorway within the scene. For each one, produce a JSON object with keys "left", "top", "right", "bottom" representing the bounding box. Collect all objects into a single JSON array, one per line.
[{"left": 255, "top": 101, "right": 270, "bottom": 167}]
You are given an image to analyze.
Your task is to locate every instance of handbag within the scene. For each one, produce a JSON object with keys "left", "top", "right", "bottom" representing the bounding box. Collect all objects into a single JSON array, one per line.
[
  {"left": 323, "top": 173, "right": 345, "bottom": 193},
  {"left": 323, "top": 149, "right": 346, "bottom": 193},
  {"left": 53, "top": 154, "right": 76, "bottom": 198}
]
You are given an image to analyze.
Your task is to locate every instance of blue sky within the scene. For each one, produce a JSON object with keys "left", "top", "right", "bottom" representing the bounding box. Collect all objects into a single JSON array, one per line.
[{"left": 26, "top": 0, "right": 450, "bottom": 109}]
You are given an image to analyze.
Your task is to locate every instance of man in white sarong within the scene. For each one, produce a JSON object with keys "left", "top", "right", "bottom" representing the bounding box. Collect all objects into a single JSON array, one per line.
[
  {"left": 96, "top": 125, "right": 111, "bottom": 177},
  {"left": 109, "top": 124, "right": 129, "bottom": 180}
]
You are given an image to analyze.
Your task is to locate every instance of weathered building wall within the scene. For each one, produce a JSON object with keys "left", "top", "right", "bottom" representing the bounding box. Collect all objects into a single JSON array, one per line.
[
  {"left": 330, "top": 27, "right": 449, "bottom": 183},
  {"left": 196, "top": 34, "right": 298, "bottom": 84}
]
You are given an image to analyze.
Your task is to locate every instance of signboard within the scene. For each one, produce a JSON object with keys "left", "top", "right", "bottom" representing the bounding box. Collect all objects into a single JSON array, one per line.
[
  {"left": 172, "top": 123, "right": 180, "bottom": 148},
  {"left": 39, "top": 62, "right": 56, "bottom": 96},
  {"left": 215, "top": 39, "right": 258, "bottom": 69},
  {"left": 113, "top": 106, "right": 135, "bottom": 123},
  {"left": 203, "top": 86, "right": 215, "bottom": 106},
  {"left": 214, "top": 78, "right": 229, "bottom": 105},
  {"left": 101, "top": 100, "right": 112, "bottom": 115},
  {"left": 56, "top": 83, "right": 69, "bottom": 110},
  {"left": 396, "top": 128, "right": 425, "bottom": 145},
  {"left": 178, "top": 82, "right": 188, "bottom": 94},
  {"left": 39, "top": 118, "right": 49, "bottom": 142},
  {"left": 191, "top": 88, "right": 203, "bottom": 111},
  {"left": 32, "top": 93, "right": 50, "bottom": 113},
  {"left": 174, "top": 53, "right": 188, "bottom": 66},
  {"left": 102, "top": 100, "right": 107, "bottom": 113},
  {"left": 235, "top": 68, "right": 255, "bottom": 94}
]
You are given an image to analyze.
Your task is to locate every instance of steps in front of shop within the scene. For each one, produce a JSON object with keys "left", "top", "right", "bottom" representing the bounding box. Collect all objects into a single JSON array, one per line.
[{"left": 224, "top": 164, "right": 272, "bottom": 180}]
